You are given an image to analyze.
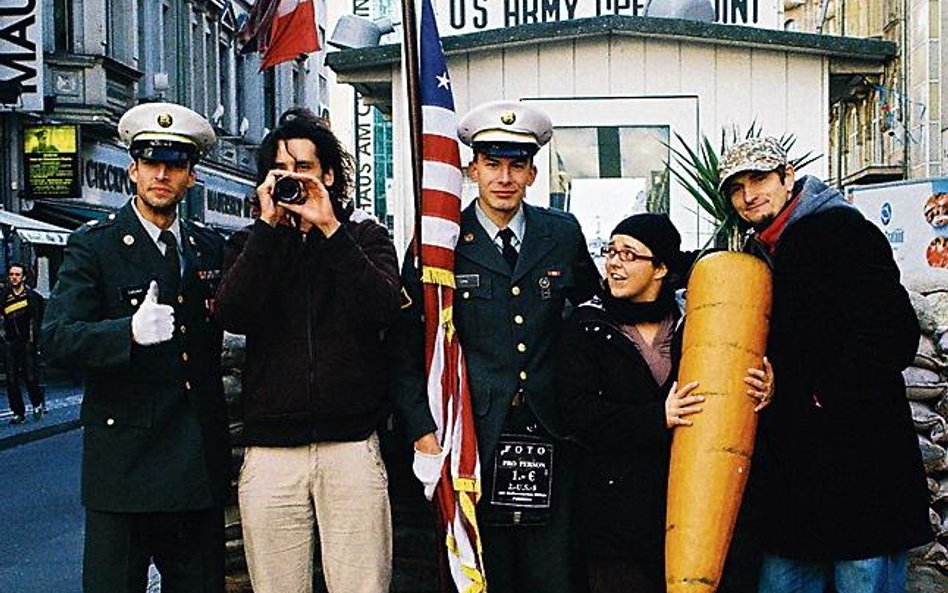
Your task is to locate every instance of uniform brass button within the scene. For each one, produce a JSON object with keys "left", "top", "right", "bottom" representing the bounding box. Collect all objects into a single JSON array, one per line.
[
  {"left": 177, "top": 295, "right": 184, "bottom": 304},
  {"left": 180, "top": 325, "right": 186, "bottom": 334},
  {"left": 519, "top": 371, "right": 527, "bottom": 381},
  {"left": 517, "top": 343, "right": 526, "bottom": 353},
  {"left": 514, "top": 315, "right": 524, "bottom": 325},
  {"left": 462, "top": 291, "right": 470, "bottom": 299},
  {"left": 106, "top": 418, "right": 115, "bottom": 426},
  {"left": 185, "top": 381, "right": 192, "bottom": 390},
  {"left": 511, "top": 286, "right": 521, "bottom": 296},
  {"left": 182, "top": 352, "right": 189, "bottom": 362}
]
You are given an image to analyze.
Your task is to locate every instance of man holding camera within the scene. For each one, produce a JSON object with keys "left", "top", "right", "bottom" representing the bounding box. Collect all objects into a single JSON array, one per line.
[
  {"left": 42, "top": 102, "right": 229, "bottom": 592},
  {"left": 216, "top": 109, "right": 401, "bottom": 593}
]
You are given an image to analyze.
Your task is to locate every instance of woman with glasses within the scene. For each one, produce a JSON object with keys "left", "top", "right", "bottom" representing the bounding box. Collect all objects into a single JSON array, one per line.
[{"left": 556, "top": 213, "right": 773, "bottom": 593}]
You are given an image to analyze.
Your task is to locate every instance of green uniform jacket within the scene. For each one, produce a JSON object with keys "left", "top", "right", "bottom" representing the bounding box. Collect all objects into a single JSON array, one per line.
[
  {"left": 42, "top": 200, "right": 229, "bottom": 513},
  {"left": 391, "top": 201, "right": 601, "bottom": 463}
]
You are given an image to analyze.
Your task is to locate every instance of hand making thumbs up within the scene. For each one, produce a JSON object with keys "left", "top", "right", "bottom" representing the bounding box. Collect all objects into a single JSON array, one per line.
[{"left": 131, "top": 280, "right": 175, "bottom": 346}]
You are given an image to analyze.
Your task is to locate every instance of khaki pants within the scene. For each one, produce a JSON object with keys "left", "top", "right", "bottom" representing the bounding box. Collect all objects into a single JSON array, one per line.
[{"left": 238, "top": 434, "right": 392, "bottom": 593}]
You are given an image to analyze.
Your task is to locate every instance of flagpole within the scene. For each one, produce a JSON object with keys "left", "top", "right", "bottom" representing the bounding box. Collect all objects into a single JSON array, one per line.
[{"left": 401, "top": 0, "right": 424, "bottom": 270}]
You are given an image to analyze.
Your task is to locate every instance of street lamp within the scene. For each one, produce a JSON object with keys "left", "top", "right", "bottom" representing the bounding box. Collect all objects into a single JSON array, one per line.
[{"left": 328, "top": 16, "right": 395, "bottom": 50}]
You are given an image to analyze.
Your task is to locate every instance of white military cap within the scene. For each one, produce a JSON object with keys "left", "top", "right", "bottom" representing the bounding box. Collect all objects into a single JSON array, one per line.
[
  {"left": 118, "top": 102, "right": 216, "bottom": 163},
  {"left": 457, "top": 100, "right": 553, "bottom": 158}
]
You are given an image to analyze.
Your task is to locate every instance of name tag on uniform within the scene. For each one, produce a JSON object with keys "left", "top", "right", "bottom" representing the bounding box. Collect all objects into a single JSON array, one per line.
[
  {"left": 118, "top": 284, "right": 148, "bottom": 308},
  {"left": 490, "top": 434, "right": 554, "bottom": 510},
  {"left": 456, "top": 274, "right": 480, "bottom": 288}
]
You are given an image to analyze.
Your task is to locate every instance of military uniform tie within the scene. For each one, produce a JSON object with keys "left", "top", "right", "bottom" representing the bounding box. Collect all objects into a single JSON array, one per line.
[
  {"left": 497, "top": 227, "right": 519, "bottom": 271},
  {"left": 159, "top": 230, "right": 181, "bottom": 294}
]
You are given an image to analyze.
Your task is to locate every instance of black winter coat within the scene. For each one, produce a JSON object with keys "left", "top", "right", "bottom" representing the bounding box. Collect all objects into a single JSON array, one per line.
[
  {"left": 751, "top": 196, "right": 931, "bottom": 560},
  {"left": 217, "top": 215, "right": 401, "bottom": 445},
  {"left": 556, "top": 302, "right": 682, "bottom": 577}
]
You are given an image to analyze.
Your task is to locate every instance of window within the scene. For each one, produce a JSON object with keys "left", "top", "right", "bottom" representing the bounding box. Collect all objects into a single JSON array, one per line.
[
  {"left": 219, "top": 40, "right": 232, "bottom": 130},
  {"left": 293, "top": 61, "right": 305, "bottom": 106},
  {"left": 53, "top": 0, "right": 73, "bottom": 53},
  {"left": 106, "top": 0, "right": 134, "bottom": 64},
  {"left": 549, "top": 126, "right": 670, "bottom": 246},
  {"left": 524, "top": 97, "right": 704, "bottom": 248},
  {"left": 161, "top": 1, "right": 177, "bottom": 99},
  {"left": 191, "top": 11, "right": 207, "bottom": 113},
  {"left": 264, "top": 69, "right": 276, "bottom": 130},
  {"left": 236, "top": 53, "right": 247, "bottom": 132},
  {"left": 206, "top": 19, "right": 220, "bottom": 119},
  {"left": 318, "top": 74, "right": 329, "bottom": 112}
]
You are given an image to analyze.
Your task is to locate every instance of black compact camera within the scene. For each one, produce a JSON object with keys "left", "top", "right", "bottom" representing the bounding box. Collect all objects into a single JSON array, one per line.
[{"left": 272, "top": 177, "right": 306, "bottom": 205}]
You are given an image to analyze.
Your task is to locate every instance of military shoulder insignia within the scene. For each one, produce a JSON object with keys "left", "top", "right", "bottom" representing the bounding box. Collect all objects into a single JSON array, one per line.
[{"left": 82, "top": 217, "right": 114, "bottom": 232}]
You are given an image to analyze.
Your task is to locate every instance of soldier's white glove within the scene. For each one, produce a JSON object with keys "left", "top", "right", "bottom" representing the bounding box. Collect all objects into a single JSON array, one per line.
[
  {"left": 131, "top": 281, "right": 175, "bottom": 346},
  {"left": 413, "top": 448, "right": 447, "bottom": 501}
]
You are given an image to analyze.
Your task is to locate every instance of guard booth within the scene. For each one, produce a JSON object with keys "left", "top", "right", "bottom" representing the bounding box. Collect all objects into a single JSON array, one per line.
[{"left": 326, "top": 14, "right": 895, "bottom": 253}]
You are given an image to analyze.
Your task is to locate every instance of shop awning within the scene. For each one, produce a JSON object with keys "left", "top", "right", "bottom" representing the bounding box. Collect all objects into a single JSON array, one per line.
[
  {"left": 29, "top": 201, "right": 112, "bottom": 230},
  {"left": 16, "top": 228, "right": 70, "bottom": 245},
  {"left": 0, "top": 209, "right": 73, "bottom": 246}
]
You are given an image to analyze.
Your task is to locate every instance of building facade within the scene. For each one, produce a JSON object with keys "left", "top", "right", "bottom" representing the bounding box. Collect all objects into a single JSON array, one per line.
[
  {"left": 785, "top": 0, "right": 945, "bottom": 185},
  {"left": 0, "top": 0, "right": 331, "bottom": 294}
]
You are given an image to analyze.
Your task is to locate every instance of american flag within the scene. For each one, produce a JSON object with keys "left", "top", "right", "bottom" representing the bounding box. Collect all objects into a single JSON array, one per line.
[{"left": 417, "top": 0, "right": 486, "bottom": 590}]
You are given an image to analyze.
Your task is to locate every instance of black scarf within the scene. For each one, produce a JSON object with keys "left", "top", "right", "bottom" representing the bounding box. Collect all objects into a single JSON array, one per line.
[{"left": 602, "top": 285, "right": 677, "bottom": 324}]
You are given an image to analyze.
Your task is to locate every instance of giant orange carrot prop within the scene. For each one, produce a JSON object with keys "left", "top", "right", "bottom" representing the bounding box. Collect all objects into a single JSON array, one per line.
[{"left": 666, "top": 252, "right": 772, "bottom": 593}]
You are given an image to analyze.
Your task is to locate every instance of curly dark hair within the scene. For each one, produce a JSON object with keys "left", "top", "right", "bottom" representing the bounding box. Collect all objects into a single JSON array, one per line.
[{"left": 256, "top": 108, "right": 355, "bottom": 206}]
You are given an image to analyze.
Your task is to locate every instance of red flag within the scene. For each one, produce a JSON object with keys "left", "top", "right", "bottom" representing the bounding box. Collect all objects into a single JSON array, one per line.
[{"left": 238, "top": 0, "right": 320, "bottom": 71}]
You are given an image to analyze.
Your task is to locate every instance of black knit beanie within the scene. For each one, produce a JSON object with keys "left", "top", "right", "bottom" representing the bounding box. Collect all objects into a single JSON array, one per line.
[{"left": 610, "top": 213, "right": 681, "bottom": 266}]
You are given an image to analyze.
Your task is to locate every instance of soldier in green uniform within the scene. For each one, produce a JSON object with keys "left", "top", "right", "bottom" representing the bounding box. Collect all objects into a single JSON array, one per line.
[
  {"left": 391, "top": 101, "right": 601, "bottom": 593},
  {"left": 42, "top": 102, "right": 229, "bottom": 593}
]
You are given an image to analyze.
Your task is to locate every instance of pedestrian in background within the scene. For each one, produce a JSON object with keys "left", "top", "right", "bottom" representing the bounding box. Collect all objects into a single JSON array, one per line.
[
  {"left": 719, "top": 136, "right": 931, "bottom": 593},
  {"left": 556, "top": 213, "right": 773, "bottom": 593},
  {"left": 391, "top": 100, "right": 601, "bottom": 593},
  {"left": 3, "top": 263, "right": 46, "bottom": 424},
  {"left": 42, "top": 101, "right": 229, "bottom": 593},
  {"left": 216, "top": 108, "right": 400, "bottom": 593}
]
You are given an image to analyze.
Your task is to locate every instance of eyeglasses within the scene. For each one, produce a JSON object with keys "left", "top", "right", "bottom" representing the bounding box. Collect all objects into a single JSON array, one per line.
[{"left": 600, "top": 246, "right": 655, "bottom": 263}]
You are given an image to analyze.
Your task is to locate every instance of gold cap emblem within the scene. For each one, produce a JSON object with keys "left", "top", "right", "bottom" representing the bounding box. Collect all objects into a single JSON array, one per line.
[
  {"left": 500, "top": 111, "right": 516, "bottom": 125},
  {"left": 157, "top": 113, "right": 173, "bottom": 128}
]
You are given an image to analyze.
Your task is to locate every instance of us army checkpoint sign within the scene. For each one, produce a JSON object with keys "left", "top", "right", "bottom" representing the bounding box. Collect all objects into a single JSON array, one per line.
[{"left": 436, "top": 0, "right": 781, "bottom": 35}]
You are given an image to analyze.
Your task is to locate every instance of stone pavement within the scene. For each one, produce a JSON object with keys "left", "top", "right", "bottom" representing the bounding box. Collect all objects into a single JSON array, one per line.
[{"left": 0, "top": 383, "right": 83, "bottom": 450}]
